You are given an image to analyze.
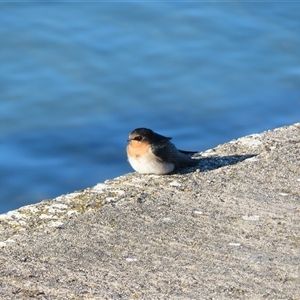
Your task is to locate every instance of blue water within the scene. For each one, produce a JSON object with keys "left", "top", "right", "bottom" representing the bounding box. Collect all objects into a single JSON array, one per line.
[{"left": 1, "top": 3, "right": 300, "bottom": 214}]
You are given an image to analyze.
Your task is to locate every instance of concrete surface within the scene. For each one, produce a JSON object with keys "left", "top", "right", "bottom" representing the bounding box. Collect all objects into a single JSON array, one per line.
[{"left": 0, "top": 123, "right": 299, "bottom": 299}]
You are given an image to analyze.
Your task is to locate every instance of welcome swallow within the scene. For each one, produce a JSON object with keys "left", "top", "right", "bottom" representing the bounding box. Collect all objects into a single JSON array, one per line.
[{"left": 126, "top": 128, "right": 198, "bottom": 174}]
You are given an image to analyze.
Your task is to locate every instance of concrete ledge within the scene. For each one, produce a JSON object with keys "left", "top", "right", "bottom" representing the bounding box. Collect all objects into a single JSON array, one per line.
[{"left": 0, "top": 123, "right": 299, "bottom": 299}]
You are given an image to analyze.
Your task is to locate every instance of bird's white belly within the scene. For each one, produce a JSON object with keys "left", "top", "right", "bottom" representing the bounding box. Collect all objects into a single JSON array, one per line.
[{"left": 128, "top": 152, "right": 175, "bottom": 174}]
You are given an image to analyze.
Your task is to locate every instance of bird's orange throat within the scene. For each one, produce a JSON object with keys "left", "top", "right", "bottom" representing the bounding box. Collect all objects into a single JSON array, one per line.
[{"left": 127, "top": 141, "right": 150, "bottom": 157}]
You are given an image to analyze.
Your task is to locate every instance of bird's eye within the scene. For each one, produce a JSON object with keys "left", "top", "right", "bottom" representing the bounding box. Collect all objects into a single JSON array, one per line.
[{"left": 134, "top": 136, "right": 143, "bottom": 141}]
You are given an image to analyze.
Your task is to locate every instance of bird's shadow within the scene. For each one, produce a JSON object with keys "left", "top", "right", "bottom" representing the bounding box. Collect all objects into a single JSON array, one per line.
[{"left": 177, "top": 154, "right": 257, "bottom": 174}]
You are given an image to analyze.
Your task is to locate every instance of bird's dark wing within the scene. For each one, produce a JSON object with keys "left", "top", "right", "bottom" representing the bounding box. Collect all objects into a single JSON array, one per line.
[{"left": 151, "top": 141, "right": 198, "bottom": 166}]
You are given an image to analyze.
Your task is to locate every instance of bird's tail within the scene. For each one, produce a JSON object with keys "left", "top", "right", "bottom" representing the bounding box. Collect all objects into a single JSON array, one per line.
[{"left": 178, "top": 150, "right": 198, "bottom": 155}]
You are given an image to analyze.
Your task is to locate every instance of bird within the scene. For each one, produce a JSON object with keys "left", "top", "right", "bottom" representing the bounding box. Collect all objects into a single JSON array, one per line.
[{"left": 126, "top": 128, "right": 198, "bottom": 174}]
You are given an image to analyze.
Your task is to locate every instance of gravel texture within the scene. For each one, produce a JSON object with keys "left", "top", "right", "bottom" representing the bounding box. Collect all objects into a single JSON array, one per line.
[{"left": 0, "top": 123, "right": 299, "bottom": 299}]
